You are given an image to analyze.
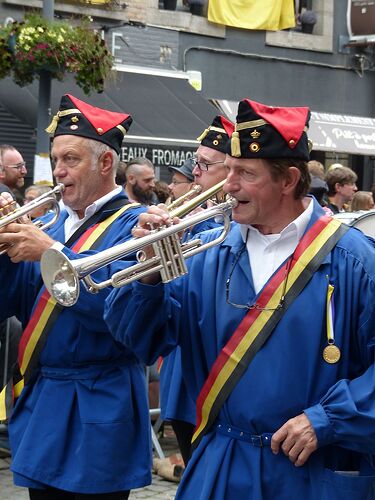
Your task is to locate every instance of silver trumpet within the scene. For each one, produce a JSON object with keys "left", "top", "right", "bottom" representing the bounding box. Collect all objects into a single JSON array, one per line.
[
  {"left": 0, "top": 183, "right": 64, "bottom": 255},
  {"left": 41, "top": 198, "right": 237, "bottom": 307}
]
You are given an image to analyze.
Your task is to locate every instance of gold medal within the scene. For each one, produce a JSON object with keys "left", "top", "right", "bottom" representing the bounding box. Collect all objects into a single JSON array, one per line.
[{"left": 323, "top": 344, "right": 341, "bottom": 364}]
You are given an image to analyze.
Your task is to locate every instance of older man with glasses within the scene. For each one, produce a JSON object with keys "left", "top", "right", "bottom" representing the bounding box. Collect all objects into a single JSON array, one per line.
[
  {"left": 105, "top": 98, "right": 375, "bottom": 499},
  {"left": 0, "top": 145, "right": 27, "bottom": 194}
]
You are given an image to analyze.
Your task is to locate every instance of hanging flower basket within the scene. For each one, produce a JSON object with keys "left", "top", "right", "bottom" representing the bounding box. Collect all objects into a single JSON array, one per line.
[{"left": 0, "top": 14, "right": 114, "bottom": 94}]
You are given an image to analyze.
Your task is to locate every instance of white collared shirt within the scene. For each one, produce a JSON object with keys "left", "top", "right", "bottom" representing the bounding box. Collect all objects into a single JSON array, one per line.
[
  {"left": 63, "top": 186, "right": 122, "bottom": 240},
  {"left": 240, "top": 198, "right": 313, "bottom": 294}
]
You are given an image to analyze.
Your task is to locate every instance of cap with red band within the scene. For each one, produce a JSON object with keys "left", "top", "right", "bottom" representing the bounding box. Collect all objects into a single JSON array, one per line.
[
  {"left": 229, "top": 99, "right": 311, "bottom": 160},
  {"left": 197, "top": 115, "right": 235, "bottom": 154},
  {"left": 45, "top": 94, "right": 133, "bottom": 154}
]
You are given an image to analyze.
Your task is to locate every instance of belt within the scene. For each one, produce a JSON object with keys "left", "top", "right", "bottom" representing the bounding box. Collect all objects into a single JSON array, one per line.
[{"left": 216, "top": 422, "right": 273, "bottom": 447}]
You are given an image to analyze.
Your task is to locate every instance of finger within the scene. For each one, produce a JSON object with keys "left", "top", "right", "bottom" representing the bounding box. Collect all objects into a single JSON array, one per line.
[
  {"left": 294, "top": 446, "right": 314, "bottom": 467},
  {"left": 271, "top": 427, "right": 288, "bottom": 454},
  {"left": 285, "top": 440, "right": 305, "bottom": 463}
]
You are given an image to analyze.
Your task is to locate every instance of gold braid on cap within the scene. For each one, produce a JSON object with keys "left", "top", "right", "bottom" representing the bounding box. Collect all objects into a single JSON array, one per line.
[
  {"left": 196, "top": 125, "right": 227, "bottom": 143},
  {"left": 231, "top": 130, "right": 241, "bottom": 157},
  {"left": 196, "top": 127, "right": 210, "bottom": 142},
  {"left": 45, "top": 108, "right": 81, "bottom": 134},
  {"left": 231, "top": 120, "right": 266, "bottom": 157}
]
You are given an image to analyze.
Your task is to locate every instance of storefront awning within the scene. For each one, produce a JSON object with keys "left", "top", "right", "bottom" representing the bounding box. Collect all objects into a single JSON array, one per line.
[
  {"left": 213, "top": 99, "right": 375, "bottom": 156},
  {"left": 0, "top": 68, "right": 217, "bottom": 148}
]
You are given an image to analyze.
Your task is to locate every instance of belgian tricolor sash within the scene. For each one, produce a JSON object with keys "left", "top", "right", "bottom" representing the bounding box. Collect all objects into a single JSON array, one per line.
[
  {"left": 192, "top": 216, "right": 349, "bottom": 447},
  {"left": 0, "top": 203, "right": 138, "bottom": 421}
]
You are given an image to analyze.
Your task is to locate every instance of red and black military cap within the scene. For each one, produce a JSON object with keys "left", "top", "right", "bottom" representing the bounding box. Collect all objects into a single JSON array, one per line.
[
  {"left": 229, "top": 99, "right": 311, "bottom": 160},
  {"left": 45, "top": 94, "right": 133, "bottom": 154},
  {"left": 197, "top": 115, "right": 235, "bottom": 154}
]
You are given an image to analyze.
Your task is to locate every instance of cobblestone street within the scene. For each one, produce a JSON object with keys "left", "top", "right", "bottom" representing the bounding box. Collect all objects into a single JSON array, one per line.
[{"left": 0, "top": 426, "right": 179, "bottom": 500}]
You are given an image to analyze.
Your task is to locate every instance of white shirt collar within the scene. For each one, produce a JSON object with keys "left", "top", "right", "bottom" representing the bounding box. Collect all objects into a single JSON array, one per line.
[
  {"left": 64, "top": 186, "right": 122, "bottom": 240},
  {"left": 240, "top": 197, "right": 313, "bottom": 246}
]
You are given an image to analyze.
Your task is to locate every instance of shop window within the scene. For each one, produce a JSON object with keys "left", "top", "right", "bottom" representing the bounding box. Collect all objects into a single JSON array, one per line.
[{"left": 266, "top": 0, "right": 333, "bottom": 53}]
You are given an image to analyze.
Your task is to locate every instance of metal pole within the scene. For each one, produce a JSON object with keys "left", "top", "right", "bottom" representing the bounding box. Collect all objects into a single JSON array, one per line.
[{"left": 35, "top": 0, "right": 55, "bottom": 159}]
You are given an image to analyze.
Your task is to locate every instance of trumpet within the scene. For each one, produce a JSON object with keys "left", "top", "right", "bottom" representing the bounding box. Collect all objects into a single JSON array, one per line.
[
  {"left": 166, "top": 184, "right": 202, "bottom": 211},
  {"left": 41, "top": 197, "right": 237, "bottom": 307},
  {"left": 0, "top": 183, "right": 64, "bottom": 254},
  {"left": 169, "top": 179, "right": 226, "bottom": 219}
]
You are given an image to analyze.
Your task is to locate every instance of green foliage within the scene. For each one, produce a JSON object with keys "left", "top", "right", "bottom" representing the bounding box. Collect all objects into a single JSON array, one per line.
[{"left": 0, "top": 14, "right": 114, "bottom": 94}]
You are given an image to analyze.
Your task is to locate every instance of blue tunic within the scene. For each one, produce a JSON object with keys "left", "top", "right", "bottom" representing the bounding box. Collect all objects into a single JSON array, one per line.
[
  {"left": 105, "top": 200, "right": 375, "bottom": 499},
  {"left": 1, "top": 196, "right": 152, "bottom": 494},
  {"left": 159, "top": 215, "right": 222, "bottom": 424}
]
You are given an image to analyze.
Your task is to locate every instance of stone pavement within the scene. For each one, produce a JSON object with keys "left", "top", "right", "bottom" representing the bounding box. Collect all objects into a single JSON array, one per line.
[{"left": 0, "top": 426, "right": 179, "bottom": 499}]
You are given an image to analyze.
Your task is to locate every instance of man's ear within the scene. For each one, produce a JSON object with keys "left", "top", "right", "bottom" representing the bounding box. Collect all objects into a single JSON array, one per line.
[
  {"left": 282, "top": 166, "right": 301, "bottom": 195},
  {"left": 100, "top": 152, "right": 114, "bottom": 176}
]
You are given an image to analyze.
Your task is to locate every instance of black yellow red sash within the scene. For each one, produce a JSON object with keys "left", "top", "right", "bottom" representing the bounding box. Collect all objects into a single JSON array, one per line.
[
  {"left": 192, "top": 216, "right": 349, "bottom": 447},
  {"left": 0, "top": 203, "right": 137, "bottom": 421}
]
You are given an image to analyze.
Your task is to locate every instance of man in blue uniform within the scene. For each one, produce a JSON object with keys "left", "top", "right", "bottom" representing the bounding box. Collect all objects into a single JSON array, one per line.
[
  {"left": 0, "top": 94, "right": 151, "bottom": 499},
  {"left": 159, "top": 115, "right": 234, "bottom": 467},
  {"left": 105, "top": 98, "right": 375, "bottom": 499}
]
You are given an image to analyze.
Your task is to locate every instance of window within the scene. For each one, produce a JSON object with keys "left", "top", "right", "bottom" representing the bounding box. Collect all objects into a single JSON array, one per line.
[{"left": 266, "top": 0, "right": 333, "bottom": 53}]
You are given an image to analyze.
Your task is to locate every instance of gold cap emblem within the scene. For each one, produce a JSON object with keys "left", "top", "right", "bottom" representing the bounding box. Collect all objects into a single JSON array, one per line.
[
  {"left": 250, "top": 129, "right": 261, "bottom": 139},
  {"left": 71, "top": 116, "right": 79, "bottom": 123},
  {"left": 250, "top": 142, "right": 260, "bottom": 153}
]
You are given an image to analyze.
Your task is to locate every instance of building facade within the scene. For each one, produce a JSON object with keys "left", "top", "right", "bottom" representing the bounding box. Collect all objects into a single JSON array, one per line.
[{"left": 0, "top": 0, "right": 374, "bottom": 186}]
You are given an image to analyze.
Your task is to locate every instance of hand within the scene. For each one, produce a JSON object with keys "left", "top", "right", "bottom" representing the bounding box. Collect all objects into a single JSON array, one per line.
[
  {"left": 131, "top": 204, "right": 178, "bottom": 238},
  {"left": 271, "top": 413, "right": 318, "bottom": 467},
  {"left": 0, "top": 221, "right": 56, "bottom": 263},
  {"left": 0, "top": 192, "right": 17, "bottom": 216},
  {"left": 131, "top": 204, "right": 181, "bottom": 285}
]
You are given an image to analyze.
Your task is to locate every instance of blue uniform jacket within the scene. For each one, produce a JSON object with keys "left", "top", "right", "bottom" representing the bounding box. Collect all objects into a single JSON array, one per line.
[
  {"left": 105, "top": 199, "right": 375, "bottom": 499},
  {"left": 159, "top": 216, "right": 222, "bottom": 424},
  {"left": 1, "top": 194, "right": 152, "bottom": 494}
]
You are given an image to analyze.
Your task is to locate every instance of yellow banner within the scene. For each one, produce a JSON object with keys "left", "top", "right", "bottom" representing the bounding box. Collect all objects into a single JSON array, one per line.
[{"left": 208, "top": 0, "right": 296, "bottom": 31}]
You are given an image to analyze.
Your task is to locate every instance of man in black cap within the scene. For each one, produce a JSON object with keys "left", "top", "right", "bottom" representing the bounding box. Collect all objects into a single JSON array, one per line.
[
  {"left": 0, "top": 94, "right": 151, "bottom": 499},
  {"left": 105, "top": 98, "right": 375, "bottom": 499},
  {"left": 168, "top": 159, "right": 195, "bottom": 202}
]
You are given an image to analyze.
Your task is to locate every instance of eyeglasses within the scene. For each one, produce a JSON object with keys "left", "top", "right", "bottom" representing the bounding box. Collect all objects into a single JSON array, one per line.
[
  {"left": 225, "top": 240, "right": 293, "bottom": 311},
  {"left": 1, "top": 161, "right": 26, "bottom": 171},
  {"left": 170, "top": 180, "right": 191, "bottom": 185},
  {"left": 192, "top": 158, "right": 224, "bottom": 171}
]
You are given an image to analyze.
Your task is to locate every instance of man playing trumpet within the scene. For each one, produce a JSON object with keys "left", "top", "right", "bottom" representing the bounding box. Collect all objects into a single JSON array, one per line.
[
  {"left": 105, "top": 99, "right": 375, "bottom": 499},
  {"left": 0, "top": 94, "right": 151, "bottom": 499}
]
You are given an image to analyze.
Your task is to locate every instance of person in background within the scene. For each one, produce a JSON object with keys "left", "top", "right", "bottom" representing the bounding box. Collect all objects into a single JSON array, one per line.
[
  {"left": 168, "top": 160, "right": 195, "bottom": 202},
  {"left": 0, "top": 93, "right": 150, "bottom": 500},
  {"left": 350, "top": 191, "right": 375, "bottom": 212},
  {"left": 307, "top": 160, "right": 325, "bottom": 180},
  {"left": 153, "top": 180, "right": 172, "bottom": 204},
  {"left": 124, "top": 157, "right": 156, "bottom": 205},
  {"left": 325, "top": 165, "right": 358, "bottom": 214},
  {"left": 0, "top": 145, "right": 27, "bottom": 457},
  {"left": 0, "top": 145, "right": 27, "bottom": 195},
  {"left": 23, "top": 185, "right": 54, "bottom": 219},
  {"left": 105, "top": 98, "right": 375, "bottom": 499},
  {"left": 115, "top": 160, "right": 128, "bottom": 188},
  {"left": 307, "top": 160, "right": 328, "bottom": 207},
  {"left": 157, "top": 114, "right": 234, "bottom": 469}
]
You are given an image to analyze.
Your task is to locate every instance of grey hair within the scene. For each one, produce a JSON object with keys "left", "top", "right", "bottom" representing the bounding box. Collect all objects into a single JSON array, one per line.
[{"left": 86, "top": 139, "right": 119, "bottom": 175}]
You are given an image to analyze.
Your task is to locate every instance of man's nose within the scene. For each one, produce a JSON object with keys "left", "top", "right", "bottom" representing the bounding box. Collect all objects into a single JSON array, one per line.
[{"left": 192, "top": 164, "right": 201, "bottom": 177}]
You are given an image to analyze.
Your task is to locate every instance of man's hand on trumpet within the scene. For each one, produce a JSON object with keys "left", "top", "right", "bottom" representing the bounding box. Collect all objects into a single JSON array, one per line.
[
  {"left": 131, "top": 204, "right": 179, "bottom": 238},
  {"left": 0, "top": 192, "right": 56, "bottom": 263},
  {"left": 131, "top": 204, "right": 181, "bottom": 285}
]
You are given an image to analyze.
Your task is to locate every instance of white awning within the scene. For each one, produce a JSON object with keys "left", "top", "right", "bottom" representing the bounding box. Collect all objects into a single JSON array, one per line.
[{"left": 213, "top": 99, "right": 375, "bottom": 156}]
